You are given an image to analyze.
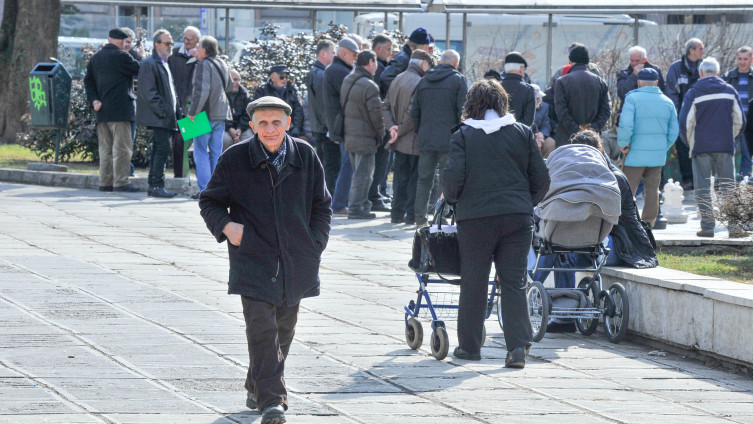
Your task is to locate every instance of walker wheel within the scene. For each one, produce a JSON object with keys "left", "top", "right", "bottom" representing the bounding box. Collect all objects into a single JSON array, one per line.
[
  {"left": 405, "top": 317, "right": 423, "bottom": 350},
  {"left": 431, "top": 326, "right": 450, "bottom": 360}
]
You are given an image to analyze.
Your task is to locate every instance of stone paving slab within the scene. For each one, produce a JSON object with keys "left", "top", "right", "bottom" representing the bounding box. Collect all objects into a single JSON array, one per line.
[{"left": 0, "top": 182, "right": 752, "bottom": 424}]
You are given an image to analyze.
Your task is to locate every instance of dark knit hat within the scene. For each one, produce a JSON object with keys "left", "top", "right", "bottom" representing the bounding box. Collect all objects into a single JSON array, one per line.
[
  {"left": 637, "top": 68, "right": 659, "bottom": 81},
  {"left": 504, "top": 51, "right": 527, "bottom": 67},
  {"left": 409, "top": 27, "right": 432, "bottom": 45},
  {"left": 568, "top": 45, "right": 590, "bottom": 64},
  {"left": 109, "top": 28, "right": 129, "bottom": 40}
]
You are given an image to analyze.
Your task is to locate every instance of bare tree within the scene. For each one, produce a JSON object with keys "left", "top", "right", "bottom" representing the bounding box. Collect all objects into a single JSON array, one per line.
[{"left": 0, "top": 0, "right": 61, "bottom": 143}]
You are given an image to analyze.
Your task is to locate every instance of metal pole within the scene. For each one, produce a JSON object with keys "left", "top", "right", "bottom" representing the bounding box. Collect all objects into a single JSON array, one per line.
[
  {"left": 546, "top": 14, "right": 553, "bottom": 83},
  {"left": 225, "top": 8, "right": 230, "bottom": 51},
  {"left": 633, "top": 16, "right": 639, "bottom": 45},
  {"left": 461, "top": 13, "right": 467, "bottom": 74},
  {"left": 384, "top": 11, "right": 389, "bottom": 31},
  {"left": 54, "top": 129, "right": 62, "bottom": 165},
  {"left": 313, "top": 10, "right": 317, "bottom": 32},
  {"left": 398, "top": 12, "right": 404, "bottom": 33},
  {"left": 445, "top": 13, "right": 451, "bottom": 51}
]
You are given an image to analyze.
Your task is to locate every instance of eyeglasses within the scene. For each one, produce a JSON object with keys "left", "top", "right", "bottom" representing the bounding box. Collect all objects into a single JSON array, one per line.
[{"left": 161, "top": 41, "right": 174, "bottom": 46}]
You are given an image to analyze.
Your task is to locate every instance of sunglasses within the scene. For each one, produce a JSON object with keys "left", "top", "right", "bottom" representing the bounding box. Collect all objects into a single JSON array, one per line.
[
  {"left": 161, "top": 41, "right": 174, "bottom": 46},
  {"left": 277, "top": 74, "right": 287, "bottom": 80}
]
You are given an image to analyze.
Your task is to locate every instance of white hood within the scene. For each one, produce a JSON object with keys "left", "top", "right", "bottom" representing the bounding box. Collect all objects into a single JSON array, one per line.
[{"left": 463, "top": 110, "right": 517, "bottom": 134}]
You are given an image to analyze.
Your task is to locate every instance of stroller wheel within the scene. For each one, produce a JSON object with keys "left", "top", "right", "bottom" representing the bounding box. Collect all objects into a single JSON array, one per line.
[
  {"left": 405, "top": 317, "right": 423, "bottom": 350},
  {"left": 527, "top": 281, "right": 549, "bottom": 342},
  {"left": 605, "top": 283, "right": 630, "bottom": 343},
  {"left": 576, "top": 278, "right": 599, "bottom": 336},
  {"left": 430, "top": 326, "right": 450, "bottom": 360}
]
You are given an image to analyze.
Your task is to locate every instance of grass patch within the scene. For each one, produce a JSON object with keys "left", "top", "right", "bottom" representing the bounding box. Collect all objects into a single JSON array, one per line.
[
  {"left": 657, "top": 246, "right": 753, "bottom": 284},
  {"left": 0, "top": 144, "right": 97, "bottom": 174}
]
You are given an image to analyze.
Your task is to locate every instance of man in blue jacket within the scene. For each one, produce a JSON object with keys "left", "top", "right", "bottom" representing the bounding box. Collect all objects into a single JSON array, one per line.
[
  {"left": 679, "top": 58, "right": 746, "bottom": 238},
  {"left": 618, "top": 68, "right": 679, "bottom": 227}
]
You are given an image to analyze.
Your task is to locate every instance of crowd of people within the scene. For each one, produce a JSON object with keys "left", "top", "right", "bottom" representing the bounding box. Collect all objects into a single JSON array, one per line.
[{"left": 82, "top": 24, "right": 753, "bottom": 423}]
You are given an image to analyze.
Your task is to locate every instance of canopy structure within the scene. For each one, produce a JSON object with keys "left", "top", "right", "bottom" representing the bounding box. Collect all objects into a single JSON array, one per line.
[
  {"left": 62, "top": 0, "right": 423, "bottom": 12},
  {"left": 430, "top": 0, "right": 753, "bottom": 13}
]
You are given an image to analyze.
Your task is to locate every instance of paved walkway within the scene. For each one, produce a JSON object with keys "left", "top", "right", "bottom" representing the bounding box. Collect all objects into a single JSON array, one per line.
[{"left": 0, "top": 182, "right": 751, "bottom": 424}]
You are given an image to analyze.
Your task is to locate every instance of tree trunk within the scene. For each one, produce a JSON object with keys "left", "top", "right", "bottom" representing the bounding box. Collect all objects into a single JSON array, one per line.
[{"left": 0, "top": 0, "right": 61, "bottom": 143}]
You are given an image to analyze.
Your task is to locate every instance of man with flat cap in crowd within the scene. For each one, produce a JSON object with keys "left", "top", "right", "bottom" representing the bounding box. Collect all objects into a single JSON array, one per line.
[
  {"left": 323, "top": 38, "right": 360, "bottom": 214},
  {"left": 379, "top": 27, "right": 433, "bottom": 95},
  {"left": 199, "top": 95, "right": 331, "bottom": 424},
  {"left": 136, "top": 28, "right": 179, "bottom": 198},
  {"left": 554, "top": 44, "right": 611, "bottom": 147},
  {"left": 501, "top": 51, "right": 536, "bottom": 126},
  {"left": 84, "top": 28, "right": 141, "bottom": 193},
  {"left": 254, "top": 64, "right": 304, "bottom": 138}
]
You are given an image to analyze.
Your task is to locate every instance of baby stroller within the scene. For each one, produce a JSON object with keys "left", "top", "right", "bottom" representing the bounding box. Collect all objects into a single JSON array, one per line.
[
  {"left": 528, "top": 144, "right": 630, "bottom": 343},
  {"left": 404, "top": 201, "right": 501, "bottom": 360}
]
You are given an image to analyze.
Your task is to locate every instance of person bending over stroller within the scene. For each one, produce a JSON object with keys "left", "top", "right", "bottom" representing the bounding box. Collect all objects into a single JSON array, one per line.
[
  {"left": 444, "top": 79, "right": 550, "bottom": 367},
  {"left": 532, "top": 129, "right": 657, "bottom": 332}
]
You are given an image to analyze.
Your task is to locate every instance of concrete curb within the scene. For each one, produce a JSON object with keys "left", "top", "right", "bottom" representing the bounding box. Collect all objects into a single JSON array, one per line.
[{"left": 0, "top": 168, "right": 196, "bottom": 194}]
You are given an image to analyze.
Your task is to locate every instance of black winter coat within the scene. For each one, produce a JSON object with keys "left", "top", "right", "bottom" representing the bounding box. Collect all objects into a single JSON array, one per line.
[
  {"left": 136, "top": 51, "right": 178, "bottom": 130},
  {"left": 379, "top": 44, "right": 411, "bottom": 96},
  {"left": 253, "top": 80, "right": 304, "bottom": 137},
  {"left": 167, "top": 47, "right": 195, "bottom": 107},
  {"left": 553, "top": 64, "right": 611, "bottom": 147},
  {"left": 607, "top": 161, "right": 658, "bottom": 268},
  {"left": 501, "top": 73, "right": 535, "bottom": 126},
  {"left": 226, "top": 86, "right": 251, "bottom": 132},
  {"left": 412, "top": 64, "right": 468, "bottom": 153},
  {"left": 322, "top": 56, "right": 353, "bottom": 143},
  {"left": 199, "top": 135, "right": 332, "bottom": 306},
  {"left": 84, "top": 43, "right": 140, "bottom": 123},
  {"left": 616, "top": 61, "right": 665, "bottom": 105},
  {"left": 306, "top": 60, "right": 328, "bottom": 133},
  {"left": 444, "top": 123, "right": 550, "bottom": 221}
]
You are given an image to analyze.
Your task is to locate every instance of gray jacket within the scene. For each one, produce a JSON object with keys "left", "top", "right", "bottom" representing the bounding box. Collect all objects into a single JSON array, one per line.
[
  {"left": 341, "top": 66, "right": 385, "bottom": 155},
  {"left": 383, "top": 62, "right": 425, "bottom": 156},
  {"left": 187, "top": 56, "right": 232, "bottom": 121}
]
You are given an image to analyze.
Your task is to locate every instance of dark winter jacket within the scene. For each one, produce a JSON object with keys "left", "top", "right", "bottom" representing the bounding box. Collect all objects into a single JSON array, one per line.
[
  {"left": 198, "top": 134, "right": 332, "bottom": 306},
  {"left": 412, "top": 64, "right": 468, "bottom": 153},
  {"left": 84, "top": 43, "right": 140, "bottom": 123},
  {"left": 615, "top": 61, "right": 666, "bottom": 105},
  {"left": 553, "top": 64, "right": 611, "bottom": 147},
  {"left": 341, "top": 66, "right": 385, "bottom": 155},
  {"left": 226, "top": 86, "right": 251, "bottom": 132},
  {"left": 322, "top": 56, "right": 354, "bottom": 143},
  {"left": 679, "top": 76, "right": 744, "bottom": 157},
  {"left": 665, "top": 55, "right": 700, "bottom": 112},
  {"left": 306, "top": 60, "right": 328, "bottom": 133},
  {"left": 501, "top": 73, "right": 535, "bottom": 126},
  {"left": 745, "top": 103, "right": 753, "bottom": 154},
  {"left": 135, "top": 50, "right": 178, "bottom": 130},
  {"left": 444, "top": 120, "right": 550, "bottom": 221},
  {"left": 607, "top": 160, "right": 658, "bottom": 268},
  {"left": 375, "top": 57, "right": 389, "bottom": 99},
  {"left": 254, "top": 80, "right": 304, "bottom": 137},
  {"left": 167, "top": 46, "right": 195, "bottom": 108},
  {"left": 379, "top": 44, "right": 412, "bottom": 96},
  {"left": 533, "top": 102, "right": 552, "bottom": 137}
]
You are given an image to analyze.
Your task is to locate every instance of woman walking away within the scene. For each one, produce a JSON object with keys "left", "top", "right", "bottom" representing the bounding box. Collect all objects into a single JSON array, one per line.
[{"left": 444, "top": 79, "right": 550, "bottom": 367}]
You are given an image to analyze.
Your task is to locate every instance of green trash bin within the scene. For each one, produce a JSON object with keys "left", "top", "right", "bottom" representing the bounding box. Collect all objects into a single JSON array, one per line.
[{"left": 29, "top": 62, "right": 72, "bottom": 128}]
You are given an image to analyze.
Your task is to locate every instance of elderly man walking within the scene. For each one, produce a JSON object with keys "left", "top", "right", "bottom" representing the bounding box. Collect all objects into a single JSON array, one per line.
[
  {"left": 412, "top": 50, "right": 466, "bottom": 227},
  {"left": 136, "top": 29, "right": 180, "bottom": 198},
  {"left": 679, "top": 58, "right": 746, "bottom": 238},
  {"left": 618, "top": 68, "right": 679, "bottom": 227},
  {"left": 199, "top": 96, "right": 331, "bottom": 424},
  {"left": 84, "top": 28, "right": 141, "bottom": 193}
]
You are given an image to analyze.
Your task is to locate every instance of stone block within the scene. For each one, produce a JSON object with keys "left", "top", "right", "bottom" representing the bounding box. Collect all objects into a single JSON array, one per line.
[
  {"left": 712, "top": 301, "right": 753, "bottom": 363},
  {"left": 27, "top": 162, "right": 68, "bottom": 172}
]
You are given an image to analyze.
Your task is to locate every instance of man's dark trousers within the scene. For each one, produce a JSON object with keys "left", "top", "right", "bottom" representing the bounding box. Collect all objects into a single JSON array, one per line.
[
  {"left": 171, "top": 132, "right": 185, "bottom": 178},
  {"left": 391, "top": 151, "right": 419, "bottom": 222},
  {"left": 242, "top": 296, "right": 299, "bottom": 411},
  {"left": 456, "top": 213, "right": 533, "bottom": 354},
  {"left": 368, "top": 135, "right": 390, "bottom": 204},
  {"left": 314, "top": 132, "right": 341, "bottom": 195},
  {"left": 148, "top": 128, "right": 175, "bottom": 188},
  {"left": 675, "top": 137, "right": 694, "bottom": 187}
]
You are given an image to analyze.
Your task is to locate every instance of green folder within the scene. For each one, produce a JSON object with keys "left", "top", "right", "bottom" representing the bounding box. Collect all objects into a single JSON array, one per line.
[{"left": 177, "top": 111, "right": 211, "bottom": 141}]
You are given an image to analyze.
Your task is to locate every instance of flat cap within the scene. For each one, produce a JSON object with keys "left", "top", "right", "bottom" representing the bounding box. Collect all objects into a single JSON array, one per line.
[
  {"left": 268, "top": 64, "right": 288, "bottom": 75},
  {"left": 338, "top": 37, "right": 360, "bottom": 53},
  {"left": 637, "top": 67, "right": 659, "bottom": 81},
  {"left": 410, "top": 49, "right": 435, "bottom": 66},
  {"left": 109, "top": 28, "right": 129, "bottom": 40},
  {"left": 504, "top": 51, "right": 527, "bottom": 67},
  {"left": 246, "top": 96, "right": 292, "bottom": 118}
]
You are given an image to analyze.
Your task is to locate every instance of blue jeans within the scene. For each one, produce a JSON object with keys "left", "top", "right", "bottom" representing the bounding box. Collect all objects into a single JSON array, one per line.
[
  {"left": 332, "top": 142, "right": 353, "bottom": 211},
  {"left": 529, "top": 236, "right": 623, "bottom": 288},
  {"left": 194, "top": 120, "right": 224, "bottom": 191},
  {"left": 738, "top": 134, "right": 751, "bottom": 178}
]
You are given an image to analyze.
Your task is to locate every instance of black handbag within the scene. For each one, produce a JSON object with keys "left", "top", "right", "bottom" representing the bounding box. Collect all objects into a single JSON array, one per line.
[{"left": 409, "top": 201, "right": 461, "bottom": 280}]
